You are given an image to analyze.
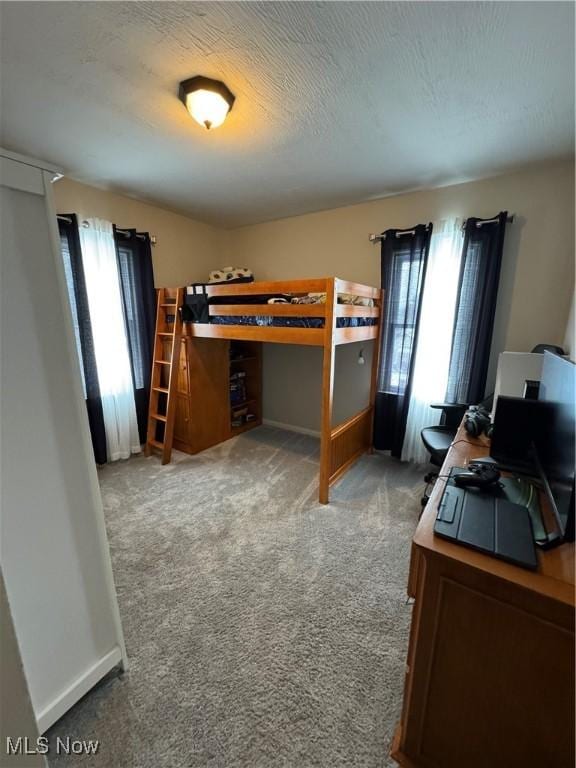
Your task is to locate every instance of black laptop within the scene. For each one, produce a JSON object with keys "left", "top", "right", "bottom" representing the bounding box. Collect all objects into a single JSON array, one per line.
[{"left": 434, "top": 468, "right": 538, "bottom": 571}]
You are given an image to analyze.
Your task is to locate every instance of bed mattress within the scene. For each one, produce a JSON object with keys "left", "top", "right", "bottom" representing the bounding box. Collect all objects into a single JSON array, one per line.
[{"left": 210, "top": 315, "right": 377, "bottom": 328}]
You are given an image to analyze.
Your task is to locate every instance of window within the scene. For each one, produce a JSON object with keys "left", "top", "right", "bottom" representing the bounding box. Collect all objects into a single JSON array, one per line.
[
  {"left": 379, "top": 250, "right": 424, "bottom": 394},
  {"left": 59, "top": 226, "right": 86, "bottom": 395},
  {"left": 117, "top": 246, "right": 146, "bottom": 390}
]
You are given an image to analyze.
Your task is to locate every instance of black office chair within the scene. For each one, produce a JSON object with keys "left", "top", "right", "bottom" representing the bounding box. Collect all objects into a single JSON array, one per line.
[{"left": 420, "top": 403, "right": 468, "bottom": 506}]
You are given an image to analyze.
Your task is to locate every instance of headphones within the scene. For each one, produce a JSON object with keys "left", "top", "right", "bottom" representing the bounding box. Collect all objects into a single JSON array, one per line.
[{"left": 464, "top": 405, "right": 493, "bottom": 438}]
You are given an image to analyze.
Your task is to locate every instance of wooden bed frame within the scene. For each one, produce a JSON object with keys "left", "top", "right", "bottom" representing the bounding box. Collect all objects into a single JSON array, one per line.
[{"left": 155, "top": 277, "right": 384, "bottom": 503}]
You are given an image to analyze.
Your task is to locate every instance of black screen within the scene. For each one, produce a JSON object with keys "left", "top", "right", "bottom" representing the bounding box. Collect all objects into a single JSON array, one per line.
[
  {"left": 491, "top": 396, "right": 541, "bottom": 469},
  {"left": 536, "top": 352, "right": 575, "bottom": 539}
]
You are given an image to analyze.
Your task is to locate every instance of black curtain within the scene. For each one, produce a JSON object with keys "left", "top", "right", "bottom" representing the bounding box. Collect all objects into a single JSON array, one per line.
[
  {"left": 58, "top": 214, "right": 107, "bottom": 464},
  {"left": 374, "top": 224, "right": 432, "bottom": 457},
  {"left": 445, "top": 212, "right": 508, "bottom": 405},
  {"left": 114, "top": 229, "right": 157, "bottom": 444}
]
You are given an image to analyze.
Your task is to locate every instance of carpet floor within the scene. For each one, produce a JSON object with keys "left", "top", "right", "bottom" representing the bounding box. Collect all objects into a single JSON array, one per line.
[{"left": 47, "top": 426, "right": 424, "bottom": 768}]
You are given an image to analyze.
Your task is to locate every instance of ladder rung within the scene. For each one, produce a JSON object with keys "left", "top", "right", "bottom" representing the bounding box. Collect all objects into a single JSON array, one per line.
[
  {"left": 154, "top": 359, "right": 171, "bottom": 365},
  {"left": 153, "top": 386, "right": 169, "bottom": 394},
  {"left": 158, "top": 332, "right": 173, "bottom": 336},
  {"left": 161, "top": 303, "right": 177, "bottom": 307},
  {"left": 148, "top": 439, "right": 164, "bottom": 450},
  {"left": 151, "top": 413, "right": 167, "bottom": 422}
]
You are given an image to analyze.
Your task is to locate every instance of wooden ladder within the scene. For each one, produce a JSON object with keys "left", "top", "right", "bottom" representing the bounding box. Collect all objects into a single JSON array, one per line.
[{"left": 144, "top": 287, "right": 183, "bottom": 464}]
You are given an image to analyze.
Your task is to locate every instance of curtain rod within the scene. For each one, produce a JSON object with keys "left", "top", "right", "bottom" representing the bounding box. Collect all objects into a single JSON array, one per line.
[
  {"left": 369, "top": 215, "right": 514, "bottom": 243},
  {"left": 92, "top": 222, "right": 157, "bottom": 245},
  {"left": 464, "top": 214, "right": 514, "bottom": 229},
  {"left": 116, "top": 228, "right": 147, "bottom": 241},
  {"left": 368, "top": 223, "right": 432, "bottom": 243},
  {"left": 57, "top": 216, "right": 157, "bottom": 245}
]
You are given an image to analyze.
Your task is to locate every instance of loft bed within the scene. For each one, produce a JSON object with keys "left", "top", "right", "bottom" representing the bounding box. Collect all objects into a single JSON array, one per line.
[
  {"left": 184, "top": 277, "right": 381, "bottom": 347},
  {"left": 150, "top": 278, "right": 384, "bottom": 504}
]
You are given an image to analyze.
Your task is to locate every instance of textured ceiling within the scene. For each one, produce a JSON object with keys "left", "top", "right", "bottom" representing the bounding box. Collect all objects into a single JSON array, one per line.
[{"left": 1, "top": 1, "right": 574, "bottom": 227}]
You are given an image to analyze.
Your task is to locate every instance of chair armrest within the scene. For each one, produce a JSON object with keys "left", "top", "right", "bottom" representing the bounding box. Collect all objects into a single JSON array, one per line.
[
  {"left": 430, "top": 402, "right": 469, "bottom": 429},
  {"left": 429, "top": 402, "right": 469, "bottom": 411}
]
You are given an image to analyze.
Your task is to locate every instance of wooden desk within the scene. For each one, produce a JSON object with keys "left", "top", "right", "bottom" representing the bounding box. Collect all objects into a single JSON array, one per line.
[{"left": 391, "top": 423, "right": 575, "bottom": 768}]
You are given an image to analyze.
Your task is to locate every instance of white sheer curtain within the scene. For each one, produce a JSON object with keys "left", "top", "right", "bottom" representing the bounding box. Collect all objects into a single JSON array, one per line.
[
  {"left": 401, "top": 219, "right": 463, "bottom": 463},
  {"left": 79, "top": 218, "right": 141, "bottom": 461}
]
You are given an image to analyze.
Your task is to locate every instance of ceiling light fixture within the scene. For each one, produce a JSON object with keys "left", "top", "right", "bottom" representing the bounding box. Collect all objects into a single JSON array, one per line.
[{"left": 178, "top": 76, "right": 235, "bottom": 131}]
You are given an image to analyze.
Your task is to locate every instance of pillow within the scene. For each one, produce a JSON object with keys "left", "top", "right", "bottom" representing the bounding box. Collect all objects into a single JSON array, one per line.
[
  {"left": 339, "top": 293, "right": 373, "bottom": 307},
  {"left": 291, "top": 293, "right": 326, "bottom": 305},
  {"left": 209, "top": 267, "right": 253, "bottom": 283}
]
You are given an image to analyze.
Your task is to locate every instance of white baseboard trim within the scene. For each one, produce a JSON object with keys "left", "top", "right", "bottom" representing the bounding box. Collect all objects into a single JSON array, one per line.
[
  {"left": 262, "top": 419, "right": 320, "bottom": 438},
  {"left": 36, "top": 646, "right": 122, "bottom": 733}
]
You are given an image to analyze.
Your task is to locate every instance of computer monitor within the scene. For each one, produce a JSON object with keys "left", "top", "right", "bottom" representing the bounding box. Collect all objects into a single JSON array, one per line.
[
  {"left": 490, "top": 396, "right": 547, "bottom": 474},
  {"left": 535, "top": 352, "right": 575, "bottom": 542}
]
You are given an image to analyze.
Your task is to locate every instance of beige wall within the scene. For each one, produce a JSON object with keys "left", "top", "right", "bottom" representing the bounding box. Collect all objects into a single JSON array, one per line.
[
  {"left": 261, "top": 341, "right": 374, "bottom": 434},
  {"left": 226, "top": 160, "right": 575, "bottom": 431},
  {"left": 54, "top": 178, "right": 225, "bottom": 287}
]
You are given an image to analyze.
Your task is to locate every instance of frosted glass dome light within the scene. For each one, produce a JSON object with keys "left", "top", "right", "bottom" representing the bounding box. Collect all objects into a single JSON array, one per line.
[{"left": 178, "top": 76, "right": 235, "bottom": 131}]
